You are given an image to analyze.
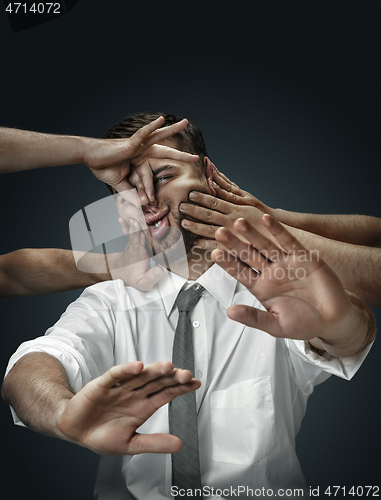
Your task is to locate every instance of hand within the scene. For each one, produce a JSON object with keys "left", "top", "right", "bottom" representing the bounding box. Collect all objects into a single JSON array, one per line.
[
  {"left": 210, "top": 167, "right": 273, "bottom": 213},
  {"left": 109, "top": 218, "right": 164, "bottom": 291},
  {"left": 179, "top": 166, "right": 276, "bottom": 251},
  {"left": 179, "top": 170, "right": 278, "bottom": 251},
  {"left": 83, "top": 117, "right": 199, "bottom": 201},
  {"left": 179, "top": 191, "right": 268, "bottom": 250},
  {"left": 211, "top": 215, "right": 361, "bottom": 352},
  {"left": 102, "top": 189, "right": 163, "bottom": 290},
  {"left": 57, "top": 361, "right": 201, "bottom": 455}
]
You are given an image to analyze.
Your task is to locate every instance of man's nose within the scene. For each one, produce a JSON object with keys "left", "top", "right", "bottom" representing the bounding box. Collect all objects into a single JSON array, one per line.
[{"left": 141, "top": 195, "right": 158, "bottom": 211}]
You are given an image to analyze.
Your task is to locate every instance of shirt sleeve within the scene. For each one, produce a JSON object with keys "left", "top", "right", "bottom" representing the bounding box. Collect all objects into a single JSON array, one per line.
[
  {"left": 285, "top": 338, "right": 373, "bottom": 388},
  {"left": 4, "top": 281, "right": 122, "bottom": 425}
]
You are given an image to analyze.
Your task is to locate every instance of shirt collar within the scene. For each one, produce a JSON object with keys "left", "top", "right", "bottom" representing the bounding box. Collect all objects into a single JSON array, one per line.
[{"left": 157, "top": 264, "right": 238, "bottom": 317}]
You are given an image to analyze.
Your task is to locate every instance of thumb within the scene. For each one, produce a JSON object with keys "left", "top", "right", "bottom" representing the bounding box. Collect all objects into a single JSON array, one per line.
[
  {"left": 227, "top": 305, "right": 280, "bottom": 336},
  {"left": 135, "top": 266, "right": 164, "bottom": 291}
]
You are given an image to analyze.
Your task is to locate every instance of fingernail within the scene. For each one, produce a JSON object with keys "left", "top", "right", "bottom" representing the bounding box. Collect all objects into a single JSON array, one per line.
[
  {"left": 180, "top": 203, "right": 189, "bottom": 211},
  {"left": 153, "top": 267, "right": 164, "bottom": 276},
  {"left": 182, "top": 219, "right": 192, "bottom": 227},
  {"left": 188, "top": 192, "right": 197, "bottom": 200}
]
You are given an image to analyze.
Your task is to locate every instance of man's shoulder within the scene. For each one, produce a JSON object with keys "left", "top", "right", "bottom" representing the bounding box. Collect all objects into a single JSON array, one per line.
[
  {"left": 79, "top": 278, "right": 133, "bottom": 305},
  {"left": 81, "top": 278, "right": 123, "bottom": 296},
  {"left": 81, "top": 279, "right": 161, "bottom": 310}
]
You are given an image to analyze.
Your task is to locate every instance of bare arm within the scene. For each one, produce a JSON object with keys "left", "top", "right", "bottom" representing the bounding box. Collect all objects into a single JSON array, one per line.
[
  {"left": 2, "top": 353, "right": 200, "bottom": 455},
  {"left": 0, "top": 120, "right": 198, "bottom": 198},
  {"left": 0, "top": 127, "right": 87, "bottom": 173},
  {"left": 0, "top": 249, "right": 110, "bottom": 297},
  {"left": 275, "top": 211, "right": 381, "bottom": 248},
  {"left": 283, "top": 227, "right": 381, "bottom": 307}
]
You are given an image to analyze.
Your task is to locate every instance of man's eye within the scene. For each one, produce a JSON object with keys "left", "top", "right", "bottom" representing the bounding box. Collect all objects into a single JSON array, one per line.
[{"left": 154, "top": 176, "right": 172, "bottom": 184}]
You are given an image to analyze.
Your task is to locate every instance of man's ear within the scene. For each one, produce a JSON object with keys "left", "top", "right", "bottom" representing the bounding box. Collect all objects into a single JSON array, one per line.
[{"left": 204, "top": 157, "right": 217, "bottom": 196}]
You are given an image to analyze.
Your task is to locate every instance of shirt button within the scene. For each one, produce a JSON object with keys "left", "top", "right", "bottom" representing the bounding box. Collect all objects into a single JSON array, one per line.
[
  {"left": 196, "top": 369, "right": 203, "bottom": 379},
  {"left": 192, "top": 320, "right": 200, "bottom": 328}
]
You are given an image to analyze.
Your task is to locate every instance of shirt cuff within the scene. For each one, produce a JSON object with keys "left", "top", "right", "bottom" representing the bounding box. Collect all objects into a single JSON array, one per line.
[{"left": 285, "top": 338, "right": 373, "bottom": 381}]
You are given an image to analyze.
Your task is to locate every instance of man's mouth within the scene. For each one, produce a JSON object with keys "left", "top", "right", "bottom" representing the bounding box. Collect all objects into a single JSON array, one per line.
[
  {"left": 148, "top": 215, "right": 170, "bottom": 240},
  {"left": 145, "top": 208, "right": 171, "bottom": 241}
]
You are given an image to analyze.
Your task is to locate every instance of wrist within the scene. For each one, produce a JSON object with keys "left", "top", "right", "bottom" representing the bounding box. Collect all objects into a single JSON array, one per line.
[
  {"left": 272, "top": 208, "right": 297, "bottom": 225},
  {"left": 75, "top": 135, "right": 94, "bottom": 166},
  {"left": 315, "top": 293, "right": 375, "bottom": 357}
]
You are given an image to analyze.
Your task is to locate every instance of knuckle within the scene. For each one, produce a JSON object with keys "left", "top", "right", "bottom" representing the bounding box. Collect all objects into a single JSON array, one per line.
[
  {"left": 208, "top": 225, "right": 216, "bottom": 237},
  {"left": 205, "top": 209, "right": 214, "bottom": 221}
]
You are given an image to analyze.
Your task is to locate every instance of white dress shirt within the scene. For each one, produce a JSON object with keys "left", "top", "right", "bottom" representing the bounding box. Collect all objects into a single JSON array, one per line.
[{"left": 6, "top": 265, "right": 371, "bottom": 500}]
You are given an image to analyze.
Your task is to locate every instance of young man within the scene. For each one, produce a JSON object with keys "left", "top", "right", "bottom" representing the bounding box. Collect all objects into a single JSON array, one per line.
[{"left": 2, "top": 113, "right": 375, "bottom": 499}]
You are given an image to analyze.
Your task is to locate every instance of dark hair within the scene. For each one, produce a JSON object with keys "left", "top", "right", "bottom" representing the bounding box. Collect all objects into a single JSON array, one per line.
[{"left": 103, "top": 111, "right": 208, "bottom": 160}]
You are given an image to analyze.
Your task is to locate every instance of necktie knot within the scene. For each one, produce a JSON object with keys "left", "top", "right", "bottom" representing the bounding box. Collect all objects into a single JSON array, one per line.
[{"left": 175, "top": 284, "right": 204, "bottom": 314}]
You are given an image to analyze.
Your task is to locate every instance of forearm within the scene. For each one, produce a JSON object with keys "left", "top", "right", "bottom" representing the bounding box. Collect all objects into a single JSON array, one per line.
[
  {"left": 1, "top": 352, "right": 73, "bottom": 438},
  {"left": 275, "top": 209, "right": 381, "bottom": 247},
  {"left": 310, "top": 292, "right": 376, "bottom": 357},
  {"left": 284, "top": 226, "right": 381, "bottom": 307},
  {"left": 0, "top": 127, "right": 91, "bottom": 173},
  {"left": 0, "top": 249, "right": 111, "bottom": 297}
]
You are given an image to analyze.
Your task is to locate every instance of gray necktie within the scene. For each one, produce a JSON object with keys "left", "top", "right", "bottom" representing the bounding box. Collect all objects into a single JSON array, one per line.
[{"left": 169, "top": 283, "right": 204, "bottom": 497}]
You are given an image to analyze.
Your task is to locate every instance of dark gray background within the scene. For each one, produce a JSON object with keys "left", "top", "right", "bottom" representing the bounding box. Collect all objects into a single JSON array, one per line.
[{"left": 1, "top": 1, "right": 380, "bottom": 498}]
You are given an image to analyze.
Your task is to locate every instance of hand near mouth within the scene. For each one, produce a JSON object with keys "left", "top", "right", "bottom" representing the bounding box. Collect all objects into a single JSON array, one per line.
[{"left": 106, "top": 218, "right": 164, "bottom": 291}]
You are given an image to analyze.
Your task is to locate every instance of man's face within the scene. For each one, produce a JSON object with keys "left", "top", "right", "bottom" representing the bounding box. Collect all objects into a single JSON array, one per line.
[{"left": 138, "top": 139, "right": 211, "bottom": 256}]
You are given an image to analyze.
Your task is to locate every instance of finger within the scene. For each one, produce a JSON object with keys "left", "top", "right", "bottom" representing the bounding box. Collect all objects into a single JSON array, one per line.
[
  {"left": 118, "top": 217, "right": 129, "bottom": 237},
  {"left": 111, "top": 178, "right": 135, "bottom": 194},
  {"left": 229, "top": 218, "right": 284, "bottom": 262},
  {"left": 215, "top": 168, "right": 240, "bottom": 189},
  {"left": 211, "top": 181, "right": 250, "bottom": 206},
  {"left": 143, "top": 119, "right": 189, "bottom": 148},
  {"left": 127, "top": 432, "right": 182, "bottom": 455},
  {"left": 134, "top": 266, "right": 165, "bottom": 291},
  {"left": 136, "top": 368, "right": 194, "bottom": 397},
  {"left": 213, "top": 168, "right": 243, "bottom": 195},
  {"left": 135, "top": 162, "right": 155, "bottom": 203},
  {"left": 135, "top": 181, "right": 149, "bottom": 207},
  {"left": 116, "top": 197, "right": 145, "bottom": 226},
  {"left": 193, "top": 239, "right": 219, "bottom": 250},
  {"left": 128, "top": 219, "right": 144, "bottom": 241},
  {"left": 215, "top": 225, "right": 276, "bottom": 269},
  {"left": 187, "top": 191, "right": 231, "bottom": 214},
  {"left": 115, "top": 188, "right": 141, "bottom": 208},
  {"left": 261, "top": 214, "right": 306, "bottom": 253},
  {"left": 211, "top": 248, "right": 261, "bottom": 289},
  {"left": 148, "top": 379, "right": 201, "bottom": 411},
  {"left": 227, "top": 304, "right": 281, "bottom": 337},
  {"left": 127, "top": 169, "right": 150, "bottom": 206},
  {"left": 127, "top": 117, "right": 165, "bottom": 150},
  {"left": 118, "top": 361, "right": 176, "bottom": 391},
  {"left": 181, "top": 219, "right": 219, "bottom": 239},
  {"left": 179, "top": 202, "right": 228, "bottom": 227},
  {"left": 149, "top": 144, "right": 199, "bottom": 163},
  {"left": 98, "top": 361, "right": 145, "bottom": 389}
]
